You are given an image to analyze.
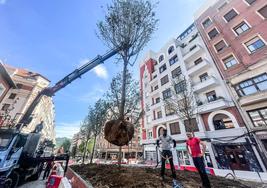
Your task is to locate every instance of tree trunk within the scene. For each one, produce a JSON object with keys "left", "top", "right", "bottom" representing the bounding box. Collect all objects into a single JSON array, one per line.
[
  {"left": 82, "top": 139, "right": 89, "bottom": 164},
  {"left": 119, "top": 58, "right": 128, "bottom": 119},
  {"left": 90, "top": 134, "right": 97, "bottom": 164},
  {"left": 118, "top": 146, "right": 122, "bottom": 168}
]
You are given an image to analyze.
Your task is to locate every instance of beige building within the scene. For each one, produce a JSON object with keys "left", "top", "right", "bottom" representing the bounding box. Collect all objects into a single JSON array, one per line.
[{"left": 0, "top": 64, "right": 56, "bottom": 142}]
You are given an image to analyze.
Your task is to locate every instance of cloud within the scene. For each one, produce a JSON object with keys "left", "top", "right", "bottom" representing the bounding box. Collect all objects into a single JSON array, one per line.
[
  {"left": 56, "top": 121, "right": 81, "bottom": 138},
  {"left": 0, "top": 0, "right": 7, "bottom": 4},
  {"left": 79, "top": 59, "right": 108, "bottom": 79}
]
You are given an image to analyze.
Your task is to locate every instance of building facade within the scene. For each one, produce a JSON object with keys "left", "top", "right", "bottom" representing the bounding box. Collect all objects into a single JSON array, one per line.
[
  {"left": 194, "top": 0, "right": 267, "bottom": 167},
  {"left": 0, "top": 64, "right": 56, "bottom": 142},
  {"left": 140, "top": 23, "right": 265, "bottom": 171}
]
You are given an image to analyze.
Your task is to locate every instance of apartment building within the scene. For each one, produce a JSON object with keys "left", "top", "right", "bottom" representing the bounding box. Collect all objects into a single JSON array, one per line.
[
  {"left": 194, "top": 0, "right": 267, "bottom": 167},
  {"left": 0, "top": 64, "right": 56, "bottom": 142},
  {"left": 140, "top": 23, "right": 265, "bottom": 171}
]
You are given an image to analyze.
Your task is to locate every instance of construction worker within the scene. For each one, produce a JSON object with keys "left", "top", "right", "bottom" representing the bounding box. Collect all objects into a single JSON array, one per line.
[
  {"left": 156, "top": 128, "right": 177, "bottom": 181},
  {"left": 186, "top": 132, "right": 211, "bottom": 188}
]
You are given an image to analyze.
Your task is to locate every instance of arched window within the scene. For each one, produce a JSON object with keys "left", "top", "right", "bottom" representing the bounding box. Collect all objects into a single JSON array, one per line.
[
  {"left": 213, "top": 114, "right": 234, "bottom": 130},
  {"left": 158, "top": 55, "right": 164, "bottom": 63},
  {"left": 168, "top": 46, "right": 175, "bottom": 54}
]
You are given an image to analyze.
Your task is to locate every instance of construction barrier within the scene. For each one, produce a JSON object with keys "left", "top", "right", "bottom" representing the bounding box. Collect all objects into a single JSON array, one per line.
[{"left": 165, "top": 164, "right": 215, "bottom": 175}]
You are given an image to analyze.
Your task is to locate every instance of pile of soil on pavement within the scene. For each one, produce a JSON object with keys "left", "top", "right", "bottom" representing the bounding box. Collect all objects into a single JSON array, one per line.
[{"left": 71, "top": 164, "right": 264, "bottom": 188}]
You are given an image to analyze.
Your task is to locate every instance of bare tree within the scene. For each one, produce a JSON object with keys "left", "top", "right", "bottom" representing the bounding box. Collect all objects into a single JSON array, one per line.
[
  {"left": 104, "top": 71, "right": 143, "bottom": 166},
  {"left": 164, "top": 75, "right": 198, "bottom": 132},
  {"left": 98, "top": 0, "right": 157, "bottom": 147}
]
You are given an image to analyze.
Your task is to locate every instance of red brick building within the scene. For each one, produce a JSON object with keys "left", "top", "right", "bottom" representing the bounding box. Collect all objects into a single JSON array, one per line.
[{"left": 195, "top": 0, "right": 267, "bottom": 166}]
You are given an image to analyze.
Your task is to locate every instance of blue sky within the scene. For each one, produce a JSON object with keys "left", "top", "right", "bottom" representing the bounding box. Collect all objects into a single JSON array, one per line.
[{"left": 0, "top": 0, "right": 205, "bottom": 138}]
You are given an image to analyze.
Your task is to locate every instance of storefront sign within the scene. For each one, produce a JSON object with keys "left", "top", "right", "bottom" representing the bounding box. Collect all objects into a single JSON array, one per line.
[{"left": 176, "top": 146, "right": 187, "bottom": 151}]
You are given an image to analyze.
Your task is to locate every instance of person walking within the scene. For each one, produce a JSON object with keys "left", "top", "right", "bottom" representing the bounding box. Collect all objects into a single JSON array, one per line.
[
  {"left": 43, "top": 161, "right": 53, "bottom": 180},
  {"left": 186, "top": 132, "right": 211, "bottom": 188},
  {"left": 156, "top": 129, "right": 177, "bottom": 181}
]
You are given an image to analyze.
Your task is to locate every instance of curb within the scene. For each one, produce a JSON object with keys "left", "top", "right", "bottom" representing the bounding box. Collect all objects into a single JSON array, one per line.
[{"left": 66, "top": 167, "right": 94, "bottom": 188}]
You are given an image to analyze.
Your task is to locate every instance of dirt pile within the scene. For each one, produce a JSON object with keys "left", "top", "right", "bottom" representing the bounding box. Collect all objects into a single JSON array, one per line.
[
  {"left": 104, "top": 119, "right": 134, "bottom": 146},
  {"left": 71, "top": 164, "right": 263, "bottom": 188}
]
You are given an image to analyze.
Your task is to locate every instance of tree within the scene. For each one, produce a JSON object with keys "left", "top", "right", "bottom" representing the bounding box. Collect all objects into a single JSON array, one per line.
[
  {"left": 88, "top": 99, "right": 108, "bottom": 164},
  {"left": 80, "top": 118, "right": 92, "bottom": 164},
  {"left": 61, "top": 139, "right": 71, "bottom": 153},
  {"left": 104, "top": 71, "right": 143, "bottom": 166},
  {"left": 71, "top": 144, "right": 77, "bottom": 158},
  {"left": 164, "top": 75, "right": 198, "bottom": 133},
  {"left": 98, "top": 0, "right": 157, "bottom": 119}
]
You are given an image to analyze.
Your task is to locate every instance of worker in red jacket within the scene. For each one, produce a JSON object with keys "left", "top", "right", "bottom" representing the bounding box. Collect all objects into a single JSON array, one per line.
[{"left": 186, "top": 132, "right": 211, "bottom": 188}]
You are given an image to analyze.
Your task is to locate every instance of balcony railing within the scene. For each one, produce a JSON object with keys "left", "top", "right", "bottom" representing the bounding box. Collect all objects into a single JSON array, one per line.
[
  {"left": 192, "top": 76, "right": 217, "bottom": 92},
  {"left": 196, "top": 97, "right": 234, "bottom": 113},
  {"left": 187, "top": 59, "right": 209, "bottom": 75}
]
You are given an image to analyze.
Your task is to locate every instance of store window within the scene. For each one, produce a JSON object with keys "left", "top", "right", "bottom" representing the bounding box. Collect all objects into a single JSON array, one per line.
[
  {"left": 177, "top": 150, "right": 190, "bottom": 165},
  {"left": 248, "top": 108, "right": 267, "bottom": 127},
  {"left": 213, "top": 113, "right": 235, "bottom": 130},
  {"left": 235, "top": 73, "right": 267, "bottom": 96}
]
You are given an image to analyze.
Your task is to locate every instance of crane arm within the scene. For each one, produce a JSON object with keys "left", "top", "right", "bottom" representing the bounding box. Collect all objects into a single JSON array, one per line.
[{"left": 18, "top": 49, "right": 118, "bottom": 126}]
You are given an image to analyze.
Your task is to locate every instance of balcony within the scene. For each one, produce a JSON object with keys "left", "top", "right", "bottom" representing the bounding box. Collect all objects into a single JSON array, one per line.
[
  {"left": 207, "top": 127, "right": 246, "bottom": 139},
  {"left": 192, "top": 76, "right": 217, "bottom": 93},
  {"left": 197, "top": 98, "right": 234, "bottom": 114},
  {"left": 187, "top": 59, "right": 209, "bottom": 76},
  {"left": 183, "top": 44, "right": 203, "bottom": 62},
  {"left": 239, "top": 90, "right": 267, "bottom": 106},
  {"left": 150, "top": 101, "right": 161, "bottom": 110}
]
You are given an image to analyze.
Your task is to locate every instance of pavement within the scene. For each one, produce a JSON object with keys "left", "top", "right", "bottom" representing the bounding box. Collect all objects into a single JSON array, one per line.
[{"left": 19, "top": 172, "right": 46, "bottom": 188}]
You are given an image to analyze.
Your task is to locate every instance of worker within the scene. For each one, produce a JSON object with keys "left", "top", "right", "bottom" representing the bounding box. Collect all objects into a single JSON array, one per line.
[
  {"left": 156, "top": 128, "right": 177, "bottom": 181},
  {"left": 43, "top": 161, "right": 53, "bottom": 180},
  {"left": 186, "top": 132, "right": 211, "bottom": 188}
]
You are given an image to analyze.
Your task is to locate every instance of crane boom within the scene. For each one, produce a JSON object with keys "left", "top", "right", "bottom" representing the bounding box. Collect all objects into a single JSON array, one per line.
[{"left": 18, "top": 49, "right": 118, "bottom": 127}]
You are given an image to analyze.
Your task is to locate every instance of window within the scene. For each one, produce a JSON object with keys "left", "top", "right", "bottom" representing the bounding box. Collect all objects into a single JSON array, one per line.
[
  {"left": 168, "top": 46, "right": 175, "bottom": 54},
  {"left": 154, "top": 85, "right": 159, "bottom": 90},
  {"left": 206, "top": 90, "right": 217, "bottom": 102},
  {"left": 165, "top": 105, "right": 175, "bottom": 116},
  {"left": 162, "top": 88, "right": 172, "bottom": 99},
  {"left": 161, "top": 75, "right": 169, "bottom": 86},
  {"left": 8, "top": 93, "right": 16, "bottom": 99},
  {"left": 175, "top": 80, "right": 186, "bottom": 94},
  {"left": 233, "top": 21, "right": 250, "bottom": 35},
  {"left": 214, "top": 40, "right": 227, "bottom": 52},
  {"left": 159, "top": 55, "right": 164, "bottom": 63},
  {"left": 224, "top": 9, "right": 238, "bottom": 22},
  {"left": 0, "top": 84, "right": 5, "bottom": 96},
  {"left": 157, "top": 111, "right": 162, "bottom": 119},
  {"left": 258, "top": 5, "right": 267, "bottom": 18},
  {"left": 148, "top": 131, "right": 153, "bottom": 139},
  {"left": 245, "top": 0, "right": 256, "bottom": 5},
  {"left": 184, "top": 118, "right": 199, "bottom": 132},
  {"left": 194, "top": 57, "right": 203, "bottom": 65},
  {"left": 16, "top": 84, "right": 23, "bottom": 89},
  {"left": 169, "top": 122, "right": 180, "bottom": 135},
  {"left": 1, "top": 104, "right": 10, "bottom": 111},
  {"left": 208, "top": 28, "right": 219, "bottom": 39},
  {"left": 223, "top": 55, "right": 238, "bottom": 68},
  {"left": 202, "top": 18, "right": 212, "bottom": 28},
  {"left": 169, "top": 55, "right": 178, "bottom": 66},
  {"left": 213, "top": 114, "right": 235, "bottom": 130},
  {"left": 245, "top": 36, "right": 265, "bottom": 53},
  {"left": 199, "top": 73, "right": 209, "bottom": 82},
  {"left": 248, "top": 108, "right": 267, "bottom": 127},
  {"left": 235, "top": 73, "right": 267, "bottom": 96},
  {"left": 159, "top": 64, "right": 167, "bottom": 73},
  {"left": 171, "top": 66, "right": 182, "bottom": 78},
  {"left": 155, "top": 97, "right": 160, "bottom": 104}
]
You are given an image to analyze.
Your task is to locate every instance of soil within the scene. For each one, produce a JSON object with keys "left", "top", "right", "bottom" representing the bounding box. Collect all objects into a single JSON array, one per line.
[{"left": 71, "top": 164, "right": 266, "bottom": 188}]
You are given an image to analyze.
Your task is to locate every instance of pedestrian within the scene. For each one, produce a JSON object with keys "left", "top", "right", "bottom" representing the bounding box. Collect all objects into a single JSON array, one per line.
[
  {"left": 43, "top": 161, "right": 53, "bottom": 180},
  {"left": 186, "top": 132, "right": 211, "bottom": 188},
  {"left": 156, "top": 128, "right": 177, "bottom": 181}
]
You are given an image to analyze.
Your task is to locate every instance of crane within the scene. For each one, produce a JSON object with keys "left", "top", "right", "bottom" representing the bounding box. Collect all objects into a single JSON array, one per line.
[{"left": 18, "top": 49, "right": 118, "bottom": 127}]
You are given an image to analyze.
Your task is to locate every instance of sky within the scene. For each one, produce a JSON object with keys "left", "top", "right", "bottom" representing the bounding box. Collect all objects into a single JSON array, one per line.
[{"left": 0, "top": 0, "right": 205, "bottom": 139}]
